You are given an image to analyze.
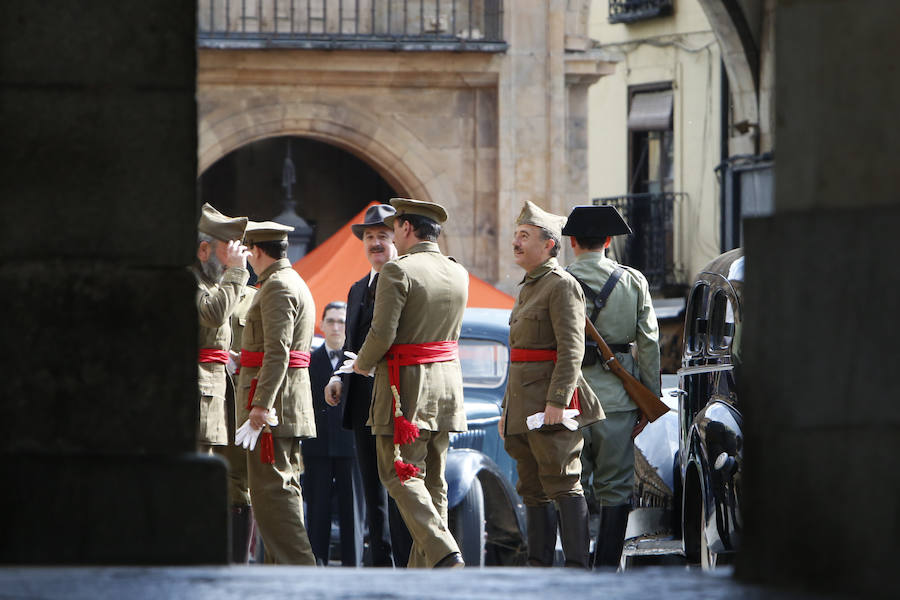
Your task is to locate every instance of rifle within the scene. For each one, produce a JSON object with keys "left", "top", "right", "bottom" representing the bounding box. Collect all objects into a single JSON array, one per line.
[{"left": 584, "top": 317, "right": 669, "bottom": 422}]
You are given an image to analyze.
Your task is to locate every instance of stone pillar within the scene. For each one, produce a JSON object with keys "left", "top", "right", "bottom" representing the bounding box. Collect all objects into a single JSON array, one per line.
[
  {"left": 0, "top": 2, "right": 228, "bottom": 563},
  {"left": 736, "top": 0, "right": 900, "bottom": 596}
]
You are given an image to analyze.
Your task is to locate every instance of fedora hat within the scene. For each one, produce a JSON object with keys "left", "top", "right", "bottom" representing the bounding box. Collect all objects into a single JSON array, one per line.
[{"left": 351, "top": 204, "right": 397, "bottom": 240}]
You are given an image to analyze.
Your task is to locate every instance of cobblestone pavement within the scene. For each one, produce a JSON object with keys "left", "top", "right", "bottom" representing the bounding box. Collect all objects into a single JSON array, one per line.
[{"left": 0, "top": 566, "right": 837, "bottom": 600}]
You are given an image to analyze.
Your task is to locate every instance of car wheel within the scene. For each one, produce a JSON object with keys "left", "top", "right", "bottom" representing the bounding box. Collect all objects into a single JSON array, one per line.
[
  {"left": 450, "top": 477, "right": 486, "bottom": 567},
  {"left": 699, "top": 497, "right": 717, "bottom": 571}
]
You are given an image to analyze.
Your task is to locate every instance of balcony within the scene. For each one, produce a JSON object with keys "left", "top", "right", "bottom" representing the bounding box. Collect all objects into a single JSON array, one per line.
[
  {"left": 197, "top": 0, "right": 506, "bottom": 51},
  {"left": 593, "top": 192, "right": 681, "bottom": 293},
  {"left": 608, "top": 0, "right": 673, "bottom": 24}
]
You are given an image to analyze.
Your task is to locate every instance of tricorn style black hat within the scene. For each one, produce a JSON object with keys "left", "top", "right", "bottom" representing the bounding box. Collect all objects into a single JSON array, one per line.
[
  {"left": 561, "top": 205, "right": 633, "bottom": 238},
  {"left": 351, "top": 204, "right": 397, "bottom": 240}
]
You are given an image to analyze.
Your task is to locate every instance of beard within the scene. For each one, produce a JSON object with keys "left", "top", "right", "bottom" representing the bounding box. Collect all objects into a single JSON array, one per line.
[{"left": 201, "top": 252, "right": 226, "bottom": 282}]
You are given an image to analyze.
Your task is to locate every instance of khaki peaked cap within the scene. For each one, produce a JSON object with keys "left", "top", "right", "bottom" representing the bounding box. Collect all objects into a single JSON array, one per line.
[
  {"left": 198, "top": 203, "right": 248, "bottom": 242},
  {"left": 383, "top": 197, "right": 448, "bottom": 228},
  {"left": 245, "top": 220, "right": 295, "bottom": 244},
  {"left": 515, "top": 200, "right": 567, "bottom": 240}
]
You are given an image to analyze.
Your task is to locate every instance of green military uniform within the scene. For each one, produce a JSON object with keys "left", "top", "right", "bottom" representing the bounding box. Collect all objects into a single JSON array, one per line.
[
  {"left": 562, "top": 203, "right": 661, "bottom": 568},
  {"left": 567, "top": 252, "right": 660, "bottom": 507},
  {"left": 355, "top": 198, "right": 468, "bottom": 569},
  {"left": 237, "top": 222, "right": 317, "bottom": 565},
  {"left": 502, "top": 201, "right": 603, "bottom": 569},
  {"left": 194, "top": 203, "right": 249, "bottom": 452}
]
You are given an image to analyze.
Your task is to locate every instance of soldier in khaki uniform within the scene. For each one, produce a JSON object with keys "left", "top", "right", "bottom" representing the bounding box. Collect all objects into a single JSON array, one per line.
[
  {"left": 563, "top": 205, "right": 660, "bottom": 569},
  {"left": 500, "top": 201, "right": 604, "bottom": 569},
  {"left": 193, "top": 203, "right": 250, "bottom": 454},
  {"left": 236, "top": 220, "right": 317, "bottom": 565},
  {"left": 349, "top": 198, "right": 469, "bottom": 568},
  {"left": 212, "top": 282, "right": 257, "bottom": 563}
]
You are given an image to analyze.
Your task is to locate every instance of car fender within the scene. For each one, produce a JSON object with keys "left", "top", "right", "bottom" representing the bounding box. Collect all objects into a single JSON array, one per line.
[{"left": 446, "top": 448, "right": 515, "bottom": 509}]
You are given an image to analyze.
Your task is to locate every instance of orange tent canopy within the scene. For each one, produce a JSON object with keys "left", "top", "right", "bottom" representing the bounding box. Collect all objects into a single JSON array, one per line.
[{"left": 293, "top": 202, "right": 514, "bottom": 335}]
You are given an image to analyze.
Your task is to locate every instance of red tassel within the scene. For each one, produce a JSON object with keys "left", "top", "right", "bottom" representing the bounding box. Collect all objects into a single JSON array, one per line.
[
  {"left": 259, "top": 430, "right": 275, "bottom": 464},
  {"left": 394, "top": 460, "right": 420, "bottom": 483},
  {"left": 393, "top": 415, "right": 420, "bottom": 445},
  {"left": 246, "top": 378, "right": 258, "bottom": 411}
]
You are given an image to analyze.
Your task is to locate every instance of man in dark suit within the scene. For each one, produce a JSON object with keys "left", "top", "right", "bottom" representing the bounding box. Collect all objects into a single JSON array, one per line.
[
  {"left": 303, "top": 301, "right": 362, "bottom": 566},
  {"left": 325, "top": 204, "right": 413, "bottom": 567}
]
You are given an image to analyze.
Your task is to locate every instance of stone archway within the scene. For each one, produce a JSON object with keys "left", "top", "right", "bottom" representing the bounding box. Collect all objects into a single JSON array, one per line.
[{"left": 198, "top": 97, "right": 461, "bottom": 253}]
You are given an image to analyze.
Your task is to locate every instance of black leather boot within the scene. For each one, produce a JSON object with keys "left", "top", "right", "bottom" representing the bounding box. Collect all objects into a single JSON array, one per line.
[
  {"left": 525, "top": 503, "right": 558, "bottom": 567},
  {"left": 231, "top": 505, "right": 253, "bottom": 564},
  {"left": 593, "top": 504, "right": 630, "bottom": 569},
  {"left": 556, "top": 495, "right": 590, "bottom": 569}
]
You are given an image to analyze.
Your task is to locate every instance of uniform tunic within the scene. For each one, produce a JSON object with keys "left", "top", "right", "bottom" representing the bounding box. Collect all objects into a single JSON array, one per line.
[
  {"left": 501, "top": 257, "right": 604, "bottom": 505},
  {"left": 237, "top": 258, "right": 316, "bottom": 565},
  {"left": 356, "top": 241, "right": 468, "bottom": 568},
  {"left": 194, "top": 263, "right": 249, "bottom": 447},
  {"left": 566, "top": 251, "right": 660, "bottom": 506}
]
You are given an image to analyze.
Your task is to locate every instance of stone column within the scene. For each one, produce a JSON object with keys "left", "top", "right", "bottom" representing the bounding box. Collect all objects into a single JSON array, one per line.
[
  {"left": 0, "top": 2, "right": 228, "bottom": 563},
  {"left": 736, "top": 1, "right": 900, "bottom": 596}
]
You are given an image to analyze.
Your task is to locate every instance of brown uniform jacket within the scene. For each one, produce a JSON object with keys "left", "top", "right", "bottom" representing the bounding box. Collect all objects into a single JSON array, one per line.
[
  {"left": 194, "top": 264, "right": 249, "bottom": 444},
  {"left": 502, "top": 258, "right": 604, "bottom": 436},
  {"left": 237, "top": 258, "right": 316, "bottom": 439},
  {"left": 356, "top": 241, "right": 469, "bottom": 436}
]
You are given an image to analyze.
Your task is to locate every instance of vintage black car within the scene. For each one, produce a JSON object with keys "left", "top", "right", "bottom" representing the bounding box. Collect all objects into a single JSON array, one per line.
[
  {"left": 676, "top": 248, "right": 744, "bottom": 569},
  {"left": 446, "top": 307, "right": 526, "bottom": 566}
]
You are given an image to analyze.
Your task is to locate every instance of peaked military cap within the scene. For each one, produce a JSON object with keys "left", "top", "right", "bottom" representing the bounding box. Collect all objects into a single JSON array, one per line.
[
  {"left": 198, "top": 203, "right": 248, "bottom": 242},
  {"left": 383, "top": 197, "right": 448, "bottom": 228},
  {"left": 515, "top": 200, "right": 568, "bottom": 239},
  {"left": 561, "top": 205, "right": 633, "bottom": 238},
  {"left": 244, "top": 220, "right": 294, "bottom": 244},
  {"left": 351, "top": 204, "right": 397, "bottom": 239}
]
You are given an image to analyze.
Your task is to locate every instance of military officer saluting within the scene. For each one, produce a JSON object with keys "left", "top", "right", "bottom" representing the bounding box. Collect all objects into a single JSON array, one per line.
[
  {"left": 346, "top": 198, "right": 469, "bottom": 568},
  {"left": 193, "top": 203, "right": 250, "bottom": 454},
  {"left": 563, "top": 205, "right": 661, "bottom": 569},
  {"left": 236, "top": 220, "right": 317, "bottom": 565},
  {"left": 501, "top": 201, "right": 604, "bottom": 569}
]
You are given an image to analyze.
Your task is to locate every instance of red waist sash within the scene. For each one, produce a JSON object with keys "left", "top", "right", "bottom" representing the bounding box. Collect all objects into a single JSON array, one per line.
[
  {"left": 386, "top": 341, "right": 459, "bottom": 389},
  {"left": 509, "top": 347, "right": 581, "bottom": 412},
  {"left": 240, "top": 349, "right": 311, "bottom": 369},
  {"left": 198, "top": 349, "right": 229, "bottom": 364}
]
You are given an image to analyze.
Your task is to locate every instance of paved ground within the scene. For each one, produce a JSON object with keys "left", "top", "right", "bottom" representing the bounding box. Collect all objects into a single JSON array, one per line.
[{"left": 0, "top": 565, "right": 838, "bottom": 600}]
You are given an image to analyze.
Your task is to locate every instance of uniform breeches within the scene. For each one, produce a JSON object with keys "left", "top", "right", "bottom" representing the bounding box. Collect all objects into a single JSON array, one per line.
[
  {"left": 247, "top": 435, "right": 316, "bottom": 565},
  {"left": 213, "top": 442, "right": 251, "bottom": 506},
  {"left": 375, "top": 431, "right": 459, "bottom": 568},
  {"left": 580, "top": 409, "right": 637, "bottom": 507},
  {"left": 504, "top": 428, "right": 584, "bottom": 506}
]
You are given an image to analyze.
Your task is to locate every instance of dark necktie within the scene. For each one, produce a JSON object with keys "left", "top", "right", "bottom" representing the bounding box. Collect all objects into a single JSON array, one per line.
[{"left": 367, "top": 273, "right": 379, "bottom": 305}]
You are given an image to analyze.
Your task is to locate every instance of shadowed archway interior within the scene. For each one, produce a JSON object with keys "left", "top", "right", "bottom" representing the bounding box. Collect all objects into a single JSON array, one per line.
[{"left": 199, "top": 136, "right": 398, "bottom": 258}]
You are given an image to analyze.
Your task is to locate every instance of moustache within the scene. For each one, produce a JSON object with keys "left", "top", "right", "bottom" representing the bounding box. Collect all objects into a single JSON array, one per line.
[{"left": 368, "top": 245, "right": 386, "bottom": 253}]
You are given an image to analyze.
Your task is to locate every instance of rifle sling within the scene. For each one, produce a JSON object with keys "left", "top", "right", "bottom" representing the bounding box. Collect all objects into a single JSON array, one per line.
[{"left": 568, "top": 266, "right": 624, "bottom": 323}]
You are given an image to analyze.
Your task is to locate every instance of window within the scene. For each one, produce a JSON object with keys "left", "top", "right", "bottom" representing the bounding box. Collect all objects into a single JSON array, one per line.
[{"left": 459, "top": 339, "right": 509, "bottom": 388}]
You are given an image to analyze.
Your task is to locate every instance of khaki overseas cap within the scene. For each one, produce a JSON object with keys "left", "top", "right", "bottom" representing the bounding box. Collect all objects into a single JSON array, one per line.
[
  {"left": 244, "top": 220, "right": 294, "bottom": 244},
  {"left": 515, "top": 200, "right": 567, "bottom": 239},
  {"left": 198, "top": 203, "right": 248, "bottom": 242},
  {"left": 383, "top": 197, "right": 448, "bottom": 228}
]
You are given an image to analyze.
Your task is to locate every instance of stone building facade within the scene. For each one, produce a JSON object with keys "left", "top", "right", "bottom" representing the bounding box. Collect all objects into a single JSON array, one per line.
[{"left": 197, "top": 0, "right": 618, "bottom": 293}]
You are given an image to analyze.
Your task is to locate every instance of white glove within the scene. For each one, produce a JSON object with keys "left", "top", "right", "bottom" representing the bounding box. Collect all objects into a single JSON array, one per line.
[
  {"left": 334, "top": 351, "right": 374, "bottom": 377},
  {"left": 526, "top": 409, "right": 580, "bottom": 431},
  {"left": 226, "top": 350, "right": 240, "bottom": 376},
  {"left": 234, "top": 408, "right": 279, "bottom": 450}
]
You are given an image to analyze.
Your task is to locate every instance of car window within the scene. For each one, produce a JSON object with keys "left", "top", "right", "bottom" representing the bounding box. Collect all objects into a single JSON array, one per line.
[
  {"left": 459, "top": 338, "right": 509, "bottom": 388},
  {"left": 708, "top": 290, "right": 736, "bottom": 353}
]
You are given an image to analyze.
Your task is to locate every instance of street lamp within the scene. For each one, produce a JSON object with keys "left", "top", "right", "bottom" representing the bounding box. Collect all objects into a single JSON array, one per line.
[{"left": 278, "top": 138, "right": 314, "bottom": 264}]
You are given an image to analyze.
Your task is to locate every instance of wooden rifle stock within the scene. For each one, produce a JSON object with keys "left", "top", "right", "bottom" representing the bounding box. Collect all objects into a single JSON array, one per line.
[{"left": 584, "top": 318, "right": 669, "bottom": 422}]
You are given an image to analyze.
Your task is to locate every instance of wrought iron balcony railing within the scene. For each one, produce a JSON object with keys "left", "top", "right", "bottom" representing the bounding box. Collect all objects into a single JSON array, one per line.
[
  {"left": 593, "top": 192, "right": 682, "bottom": 292},
  {"left": 197, "top": 0, "right": 506, "bottom": 51},
  {"left": 608, "top": 0, "right": 673, "bottom": 24}
]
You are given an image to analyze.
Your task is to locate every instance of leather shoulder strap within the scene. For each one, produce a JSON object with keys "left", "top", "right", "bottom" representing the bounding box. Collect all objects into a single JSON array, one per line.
[{"left": 568, "top": 267, "right": 625, "bottom": 322}]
